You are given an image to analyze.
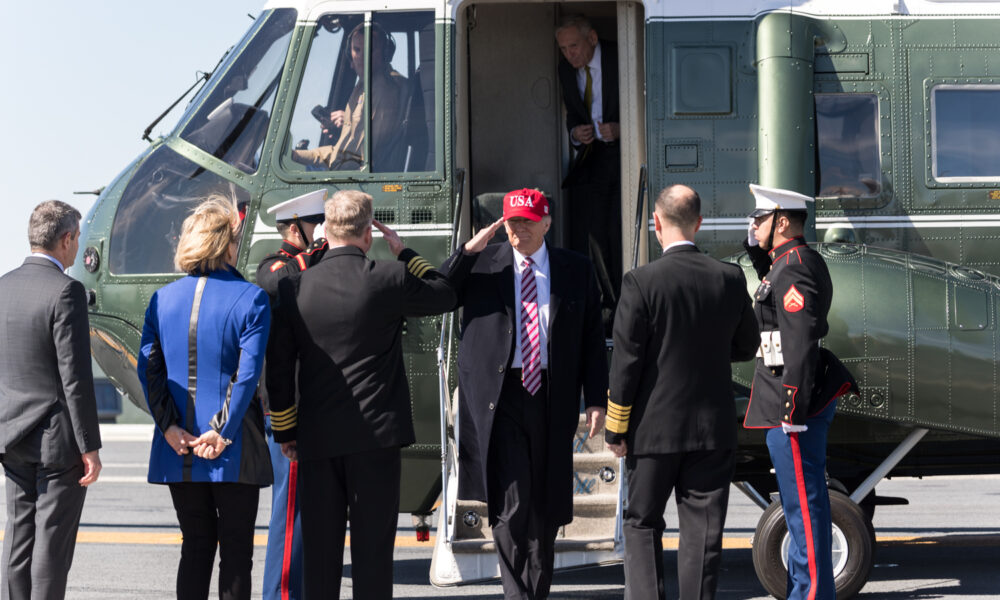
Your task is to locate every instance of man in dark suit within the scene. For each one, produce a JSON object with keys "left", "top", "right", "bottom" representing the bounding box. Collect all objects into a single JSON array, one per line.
[
  {"left": 256, "top": 189, "right": 329, "bottom": 600},
  {"left": 556, "top": 15, "right": 622, "bottom": 317},
  {"left": 606, "top": 185, "right": 758, "bottom": 600},
  {"left": 0, "top": 200, "right": 102, "bottom": 600},
  {"left": 443, "top": 188, "right": 607, "bottom": 600},
  {"left": 265, "top": 190, "right": 455, "bottom": 599}
]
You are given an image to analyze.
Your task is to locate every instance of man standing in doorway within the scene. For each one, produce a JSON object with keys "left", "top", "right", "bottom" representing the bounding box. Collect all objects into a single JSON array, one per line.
[
  {"left": 607, "top": 185, "right": 759, "bottom": 600},
  {"left": 744, "top": 184, "right": 856, "bottom": 600},
  {"left": 443, "top": 188, "right": 607, "bottom": 599},
  {"left": 556, "top": 15, "right": 622, "bottom": 325},
  {"left": 0, "top": 200, "right": 103, "bottom": 600}
]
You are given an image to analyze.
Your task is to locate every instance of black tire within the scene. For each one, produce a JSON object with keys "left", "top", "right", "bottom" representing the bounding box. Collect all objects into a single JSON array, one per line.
[{"left": 751, "top": 490, "right": 875, "bottom": 599}]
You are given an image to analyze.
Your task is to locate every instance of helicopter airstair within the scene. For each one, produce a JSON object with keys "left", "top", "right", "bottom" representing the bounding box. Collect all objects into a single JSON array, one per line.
[{"left": 429, "top": 336, "right": 624, "bottom": 585}]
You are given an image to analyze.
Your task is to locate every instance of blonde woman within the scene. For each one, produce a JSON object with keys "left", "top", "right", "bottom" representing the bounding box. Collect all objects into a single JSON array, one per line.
[{"left": 137, "top": 195, "right": 271, "bottom": 600}]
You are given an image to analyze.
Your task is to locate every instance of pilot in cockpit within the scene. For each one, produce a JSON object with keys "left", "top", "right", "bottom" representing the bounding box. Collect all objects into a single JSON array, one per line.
[{"left": 291, "top": 23, "right": 408, "bottom": 172}]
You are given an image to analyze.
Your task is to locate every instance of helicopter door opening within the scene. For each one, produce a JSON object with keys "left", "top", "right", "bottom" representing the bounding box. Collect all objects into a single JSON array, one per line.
[{"left": 459, "top": 1, "right": 644, "bottom": 289}]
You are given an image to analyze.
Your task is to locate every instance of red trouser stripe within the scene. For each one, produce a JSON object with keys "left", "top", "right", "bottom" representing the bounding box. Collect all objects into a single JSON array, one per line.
[
  {"left": 789, "top": 432, "right": 818, "bottom": 600},
  {"left": 280, "top": 461, "right": 298, "bottom": 600}
]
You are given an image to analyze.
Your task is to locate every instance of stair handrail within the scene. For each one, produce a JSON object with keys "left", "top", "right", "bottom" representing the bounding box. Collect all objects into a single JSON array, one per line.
[{"left": 438, "top": 169, "right": 466, "bottom": 545}]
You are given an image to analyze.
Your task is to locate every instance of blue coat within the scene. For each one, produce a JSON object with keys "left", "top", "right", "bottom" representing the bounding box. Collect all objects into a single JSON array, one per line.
[{"left": 138, "top": 266, "right": 272, "bottom": 485}]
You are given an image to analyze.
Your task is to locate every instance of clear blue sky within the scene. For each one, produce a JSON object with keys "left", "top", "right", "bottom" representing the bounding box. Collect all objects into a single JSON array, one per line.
[{"left": 0, "top": 0, "right": 264, "bottom": 276}]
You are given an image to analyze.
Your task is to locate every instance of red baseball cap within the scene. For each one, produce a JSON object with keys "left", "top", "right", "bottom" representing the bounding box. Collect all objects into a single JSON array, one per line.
[{"left": 502, "top": 188, "right": 550, "bottom": 222}]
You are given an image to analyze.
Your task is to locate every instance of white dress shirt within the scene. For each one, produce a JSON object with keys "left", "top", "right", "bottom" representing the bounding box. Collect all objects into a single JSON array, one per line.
[
  {"left": 662, "top": 240, "right": 695, "bottom": 254},
  {"left": 31, "top": 252, "right": 65, "bottom": 271},
  {"left": 511, "top": 243, "right": 550, "bottom": 369},
  {"left": 574, "top": 42, "right": 606, "bottom": 143}
]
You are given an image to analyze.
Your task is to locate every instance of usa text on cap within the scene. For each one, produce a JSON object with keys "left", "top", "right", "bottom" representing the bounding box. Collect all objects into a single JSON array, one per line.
[
  {"left": 268, "top": 189, "right": 327, "bottom": 223},
  {"left": 748, "top": 184, "right": 813, "bottom": 219},
  {"left": 503, "top": 188, "right": 550, "bottom": 222}
]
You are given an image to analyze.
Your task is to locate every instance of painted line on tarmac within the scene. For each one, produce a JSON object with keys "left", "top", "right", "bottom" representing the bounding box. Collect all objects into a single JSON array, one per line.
[{"left": 0, "top": 532, "right": 996, "bottom": 548}]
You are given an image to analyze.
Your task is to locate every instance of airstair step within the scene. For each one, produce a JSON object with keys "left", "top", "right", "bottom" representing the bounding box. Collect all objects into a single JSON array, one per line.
[{"left": 451, "top": 537, "right": 617, "bottom": 554}]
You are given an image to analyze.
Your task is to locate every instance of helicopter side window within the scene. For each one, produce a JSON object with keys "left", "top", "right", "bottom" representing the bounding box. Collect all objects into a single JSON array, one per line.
[
  {"left": 931, "top": 85, "right": 1000, "bottom": 181},
  {"left": 816, "top": 94, "right": 881, "bottom": 198},
  {"left": 284, "top": 11, "right": 436, "bottom": 174},
  {"left": 178, "top": 8, "right": 296, "bottom": 174},
  {"left": 108, "top": 146, "right": 251, "bottom": 274}
]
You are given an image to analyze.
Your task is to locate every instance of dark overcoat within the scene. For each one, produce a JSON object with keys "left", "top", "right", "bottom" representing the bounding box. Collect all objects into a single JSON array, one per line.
[{"left": 443, "top": 243, "right": 607, "bottom": 526}]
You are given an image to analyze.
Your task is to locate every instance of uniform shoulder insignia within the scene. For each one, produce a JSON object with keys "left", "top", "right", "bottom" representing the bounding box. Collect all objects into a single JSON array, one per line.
[
  {"left": 269, "top": 260, "right": 287, "bottom": 272},
  {"left": 295, "top": 254, "right": 307, "bottom": 271},
  {"left": 783, "top": 285, "right": 804, "bottom": 312}
]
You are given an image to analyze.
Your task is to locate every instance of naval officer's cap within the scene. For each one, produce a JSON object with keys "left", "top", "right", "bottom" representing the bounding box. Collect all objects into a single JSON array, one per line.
[
  {"left": 747, "top": 184, "right": 813, "bottom": 219},
  {"left": 268, "top": 189, "right": 327, "bottom": 224}
]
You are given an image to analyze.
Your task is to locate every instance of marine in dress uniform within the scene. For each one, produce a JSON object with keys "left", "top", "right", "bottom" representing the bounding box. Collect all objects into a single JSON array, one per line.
[
  {"left": 255, "top": 190, "right": 329, "bottom": 600},
  {"left": 743, "top": 185, "right": 857, "bottom": 600},
  {"left": 607, "top": 185, "right": 759, "bottom": 600},
  {"left": 265, "top": 190, "right": 456, "bottom": 600},
  {"left": 442, "top": 189, "right": 607, "bottom": 600}
]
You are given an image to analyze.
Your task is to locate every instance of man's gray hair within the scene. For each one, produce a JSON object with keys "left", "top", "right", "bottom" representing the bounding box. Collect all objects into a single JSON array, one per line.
[
  {"left": 555, "top": 14, "right": 593, "bottom": 36},
  {"left": 325, "top": 190, "right": 373, "bottom": 240},
  {"left": 28, "top": 200, "right": 81, "bottom": 251}
]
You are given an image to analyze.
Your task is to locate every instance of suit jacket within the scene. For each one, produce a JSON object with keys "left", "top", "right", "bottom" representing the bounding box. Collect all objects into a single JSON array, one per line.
[
  {"left": 266, "top": 246, "right": 455, "bottom": 459},
  {"left": 744, "top": 237, "right": 857, "bottom": 428},
  {"left": 0, "top": 257, "right": 101, "bottom": 465},
  {"left": 138, "top": 266, "right": 272, "bottom": 484},
  {"left": 442, "top": 243, "right": 607, "bottom": 526},
  {"left": 606, "top": 245, "right": 758, "bottom": 454},
  {"left": 558, "top": 40, "right": 620, "bottom": 186}
]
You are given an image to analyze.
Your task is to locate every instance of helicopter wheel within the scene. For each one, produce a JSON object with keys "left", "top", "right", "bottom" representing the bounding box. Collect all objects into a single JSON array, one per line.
[{"left": 751, "top": 490, "right": 875, "bottom": 599}]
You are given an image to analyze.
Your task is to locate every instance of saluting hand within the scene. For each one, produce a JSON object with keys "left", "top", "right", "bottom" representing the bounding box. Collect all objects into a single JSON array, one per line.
[
  {"left": 463, "top": 218, "right": 505, "bottom": 254},
  {"left": 373, "top": 219, "right": 405, "bottom": 257}
]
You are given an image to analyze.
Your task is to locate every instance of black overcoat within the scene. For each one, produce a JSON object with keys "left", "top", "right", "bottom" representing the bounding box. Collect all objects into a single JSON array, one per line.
[{"left": 443, "top": 243, "right": 607, "bottom": 527}]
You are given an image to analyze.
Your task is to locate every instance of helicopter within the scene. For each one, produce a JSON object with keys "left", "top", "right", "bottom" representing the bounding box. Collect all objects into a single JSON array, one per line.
[{"left": 72, "top": 0, "right": 1000, "bottom": 596}]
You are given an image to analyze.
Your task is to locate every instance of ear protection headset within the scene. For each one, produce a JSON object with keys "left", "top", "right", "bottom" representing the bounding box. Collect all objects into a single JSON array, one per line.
[{"left": 348, "top": 22, "right": 396, "bottom": 64}]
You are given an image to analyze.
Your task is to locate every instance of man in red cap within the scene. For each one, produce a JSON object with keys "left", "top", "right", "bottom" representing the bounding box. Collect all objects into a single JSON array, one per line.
[{"left": 443, "top": 188, "right": 607, "bottom": 599}]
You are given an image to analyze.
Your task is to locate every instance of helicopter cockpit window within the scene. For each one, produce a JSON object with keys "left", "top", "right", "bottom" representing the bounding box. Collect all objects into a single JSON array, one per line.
[
  {"left": 109, "top": 146, "right": 251, "bottom": 274},
  {"left": 178, "top": 8, "right": 296, "bottom": 174},
  {"left": 932, "top": 85, "right": 1000, "bottom": 181},
  {"left": 284, "top": 11, "right": 437, "bottom": 174},
  {"left": 816, "top": 94, "right": 881, "bottom": 198}
]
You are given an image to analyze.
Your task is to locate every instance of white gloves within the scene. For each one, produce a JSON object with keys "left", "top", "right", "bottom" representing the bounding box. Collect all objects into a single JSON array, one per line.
[
  {"left": 781, "top": 422, "right": 808, "bottom": 434},
  {"left": 747, "top": 218, "right": 759, "bottom": 247}
]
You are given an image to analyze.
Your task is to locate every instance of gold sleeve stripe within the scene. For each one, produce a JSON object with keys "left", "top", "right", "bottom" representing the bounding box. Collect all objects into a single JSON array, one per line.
[
  {"left": 607, "top": 407, "right": 631, "bottom": 418},
  {"left": 270, "top": 412, "right": 297, "bottom": 425},
  {"left": 271, "top": 419, "right": 298, "bottom": 432},
  {"left": 270, "top": 406, "right": 297, "bottom": 418},
  {"left": 407, "top": 256, "right": 435, "bottom": 278},
  {"left": 606, "top": 416, "right": 629, "bottom": 434},
  {"left": 607, "top": 400, "right": 631, "bottom": 414}
]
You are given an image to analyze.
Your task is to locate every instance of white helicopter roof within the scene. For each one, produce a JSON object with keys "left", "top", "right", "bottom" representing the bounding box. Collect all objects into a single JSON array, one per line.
[{"left": 262, "top": 0, "right": 1000, "bottom": 21}]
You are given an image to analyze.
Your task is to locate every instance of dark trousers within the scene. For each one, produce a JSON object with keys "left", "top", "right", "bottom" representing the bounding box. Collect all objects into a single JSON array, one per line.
[
  {"left": 168, "top": 482, "right": 260, "bottom": 600},
  {"left": 766, "top": 400, "right": 838, "bottom": 600},
  {"left": 488, "top": 369, "right": 554, "bottom": 600},
  {"left": 263, "top": 418, "right": 303, "bottom": 600},
  {"left": 566, "top": 143, "right": 622, "bottom": 314},
  {"left": 623, "top": 449, "right": 735, "bottom": 600},
  {"left": 1, "top": 446, "right": 87, "bottom": 600},
  {"left": 298, "top": 445, "right": 400, "bottom": 600}
]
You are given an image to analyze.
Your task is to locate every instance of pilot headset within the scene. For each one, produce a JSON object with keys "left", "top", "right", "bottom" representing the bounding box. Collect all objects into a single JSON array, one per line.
[{"left": 348, "top": 22, "right": 396, "bottom": 64}]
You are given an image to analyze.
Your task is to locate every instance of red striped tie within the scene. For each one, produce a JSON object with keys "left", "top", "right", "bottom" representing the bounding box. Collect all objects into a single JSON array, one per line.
[{"left": 520, "top": 257, "right": 542, "bottom": 395}]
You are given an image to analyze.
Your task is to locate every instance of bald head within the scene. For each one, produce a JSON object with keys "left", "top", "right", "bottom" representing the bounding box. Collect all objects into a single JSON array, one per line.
[{"left": 655, "top": 185, "right": 701, "bottom": 231}]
